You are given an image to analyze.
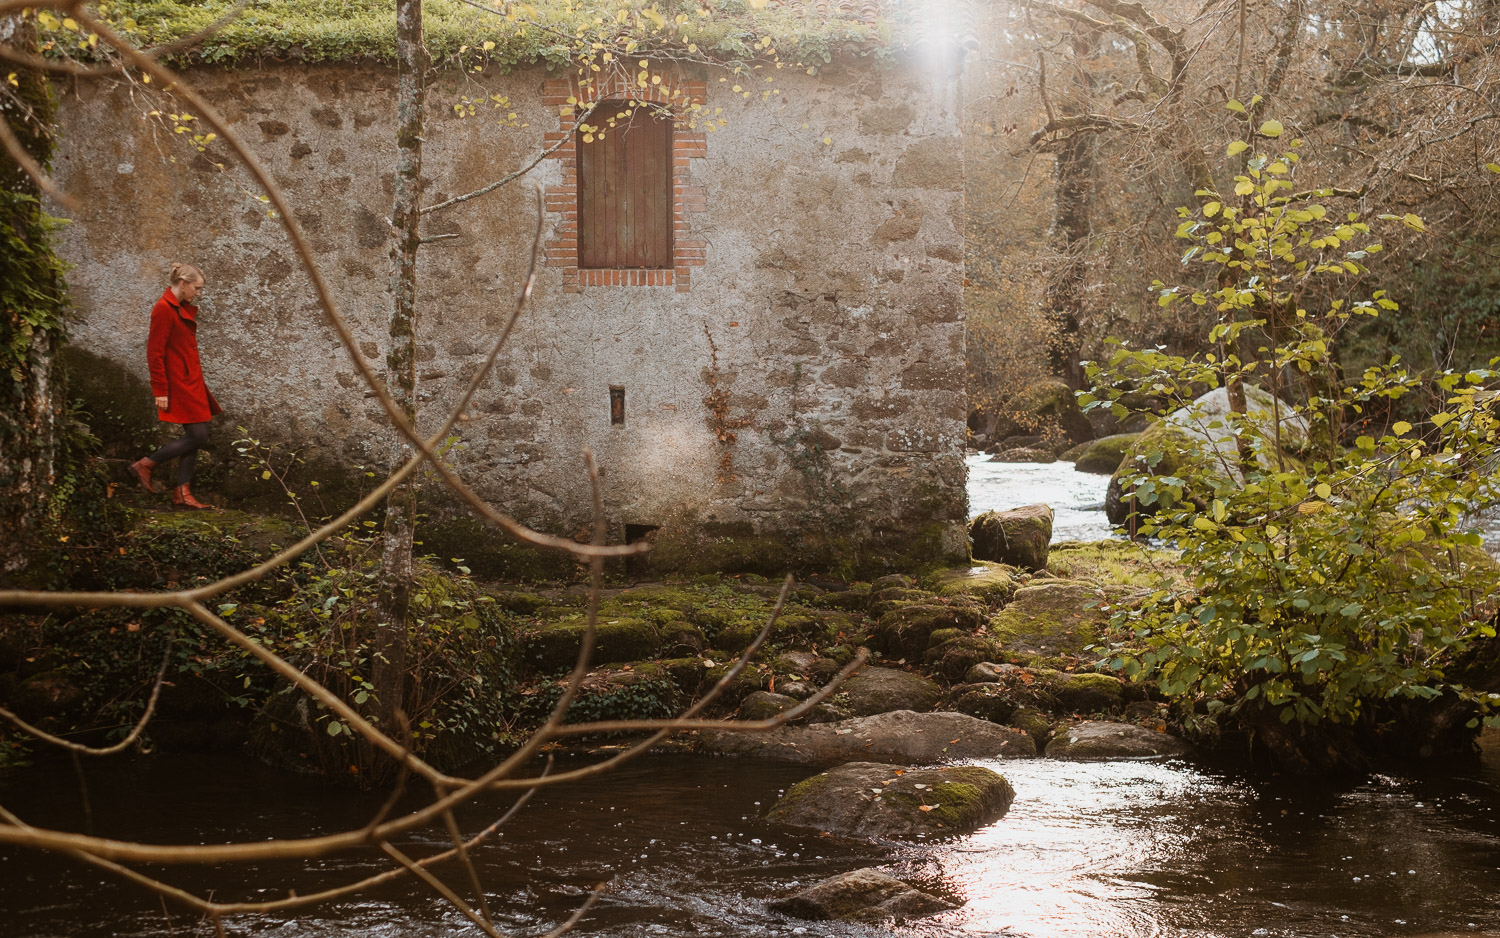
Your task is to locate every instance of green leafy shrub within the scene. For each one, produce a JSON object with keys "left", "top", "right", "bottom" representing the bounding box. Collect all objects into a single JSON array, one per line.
[
  {"left": 1085, "top": 129, "right": 1500, "bottom": 757},
  {"left": 243, "top": 542, "right": 522, "bottom": 773}
]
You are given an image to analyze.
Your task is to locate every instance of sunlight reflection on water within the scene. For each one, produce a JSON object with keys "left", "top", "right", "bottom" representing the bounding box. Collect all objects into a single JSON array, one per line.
[{"left": 967, "top": 454, "right": 1118, "bottom": 543}]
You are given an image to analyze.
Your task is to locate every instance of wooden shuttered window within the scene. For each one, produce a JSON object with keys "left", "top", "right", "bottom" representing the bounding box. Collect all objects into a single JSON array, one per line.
[{"left": 577, "top": 103, "right": 673, "bottom": 269}]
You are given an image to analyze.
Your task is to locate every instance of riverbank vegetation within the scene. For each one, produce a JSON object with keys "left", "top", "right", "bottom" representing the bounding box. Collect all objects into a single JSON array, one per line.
[{"left": 1081, "top": 131, "right": 1500, "bottom": 770}]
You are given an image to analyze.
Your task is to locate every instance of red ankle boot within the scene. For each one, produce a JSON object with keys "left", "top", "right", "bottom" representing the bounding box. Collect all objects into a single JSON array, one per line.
[
  {"left": 129, "top": 457, "right": 161, "bottom": 493},
  {"left": 172, "top": 483, "right": 214, "bottom": 510}
]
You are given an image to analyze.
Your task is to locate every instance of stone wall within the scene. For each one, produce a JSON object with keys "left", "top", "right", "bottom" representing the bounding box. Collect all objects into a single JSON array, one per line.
[{"left": 49, "top": 57, "right": 969, "bottom": 574}]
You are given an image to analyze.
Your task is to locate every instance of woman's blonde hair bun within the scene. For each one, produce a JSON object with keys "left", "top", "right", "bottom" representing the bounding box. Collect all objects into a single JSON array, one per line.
[{"left": 169, "top": 263, "right": 204, "bottom": 285}]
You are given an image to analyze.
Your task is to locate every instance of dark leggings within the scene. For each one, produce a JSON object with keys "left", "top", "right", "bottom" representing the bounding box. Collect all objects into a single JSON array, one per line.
[{"left": 148, "top": 421, "right": 210, "bottom": 486}]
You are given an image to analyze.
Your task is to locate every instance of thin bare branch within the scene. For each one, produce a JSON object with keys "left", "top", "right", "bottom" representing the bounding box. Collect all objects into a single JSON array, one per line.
[
  {"left": 423, "top": 103, "right": 596, "bottom": 216},
  {"left": 382, "top": 842, "right": 507, "bottom": 938}
]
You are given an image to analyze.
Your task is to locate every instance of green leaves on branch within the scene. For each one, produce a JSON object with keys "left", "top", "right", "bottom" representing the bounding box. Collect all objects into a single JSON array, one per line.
[{"left": 1085, "top": 127, "right": 1500, "bottom": 736}]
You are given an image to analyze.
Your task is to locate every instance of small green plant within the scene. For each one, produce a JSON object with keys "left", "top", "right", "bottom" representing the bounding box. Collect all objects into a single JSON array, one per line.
[{"left": 1085, "top": 126, "right": 1500, "bottom": 757}]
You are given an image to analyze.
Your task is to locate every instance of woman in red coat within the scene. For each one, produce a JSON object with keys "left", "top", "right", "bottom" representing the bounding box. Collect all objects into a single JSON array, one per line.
[{"left": 129, "top": 263, "right": 223, "bottom": 509}]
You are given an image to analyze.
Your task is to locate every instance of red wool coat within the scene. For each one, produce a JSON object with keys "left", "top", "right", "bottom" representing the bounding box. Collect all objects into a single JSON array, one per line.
[{"left": 147, "top": 287, "right": 222, "bottom": 425}]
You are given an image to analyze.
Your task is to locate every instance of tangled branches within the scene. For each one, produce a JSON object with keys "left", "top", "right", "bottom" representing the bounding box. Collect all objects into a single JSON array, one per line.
[{"left": 0, "top": 2, "right": 861, "bottom": 933}]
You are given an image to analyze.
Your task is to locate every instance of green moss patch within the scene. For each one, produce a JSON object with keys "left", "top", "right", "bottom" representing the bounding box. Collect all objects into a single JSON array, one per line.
[
  {"left": 75, "top": 0, "right": 902, "bottom": 68},
  {"left": 923, "top": 562, "right": 1017, "bottom": 606}
]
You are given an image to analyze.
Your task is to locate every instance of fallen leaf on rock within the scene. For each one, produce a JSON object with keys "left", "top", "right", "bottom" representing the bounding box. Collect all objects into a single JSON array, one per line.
[{"left": 918, "top": 805, "right": 935, "bottom": 812}]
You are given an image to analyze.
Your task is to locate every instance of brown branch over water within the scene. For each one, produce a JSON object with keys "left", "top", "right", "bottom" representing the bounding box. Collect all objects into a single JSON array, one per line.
[{"left": 0, "top": 6, "right": 867, "bottom": 934}]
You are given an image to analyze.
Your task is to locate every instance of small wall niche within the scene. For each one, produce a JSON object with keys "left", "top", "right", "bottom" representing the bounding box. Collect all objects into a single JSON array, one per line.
[
  {"left": 610, "top": 385, "right": 625, "bottom": 426},
  {"left": 624, "top": 523, "right": 659, "bottom": 579}
]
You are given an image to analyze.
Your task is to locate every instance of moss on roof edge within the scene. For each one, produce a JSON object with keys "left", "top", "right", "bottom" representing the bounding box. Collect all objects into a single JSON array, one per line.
[{"left": 43, "top": 1, "right": 910, "bottom": 70}]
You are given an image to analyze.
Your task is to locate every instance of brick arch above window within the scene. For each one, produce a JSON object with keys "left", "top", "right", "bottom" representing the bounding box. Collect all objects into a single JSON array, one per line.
[{"left": 542, "top": 73, "right": 709, "bottom": 292}]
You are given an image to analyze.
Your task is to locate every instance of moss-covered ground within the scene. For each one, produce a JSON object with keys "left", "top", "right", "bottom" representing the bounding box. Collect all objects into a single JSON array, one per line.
[{"left": 4, "top": 477, "right": 1191, "bottom": 771}]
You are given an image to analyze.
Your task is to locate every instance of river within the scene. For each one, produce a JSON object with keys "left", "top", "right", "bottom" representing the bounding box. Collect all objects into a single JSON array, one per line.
[
  {"left": 3, "top": 460, "right": 1498, "bottom": 936},
  {"left": 1, "top": 744, "right": 1498, "bottom": 937}
]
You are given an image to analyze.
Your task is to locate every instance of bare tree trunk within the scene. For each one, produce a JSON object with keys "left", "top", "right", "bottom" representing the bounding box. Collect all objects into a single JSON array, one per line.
[
  {"left": 1044, "top": 29, "right": 1098, "bottom": 388},
  {"left": 373, "top": 0, "right": 426, "bottom": 763},
  {"left": 1046, "top": 130, "right": 1092, "bottom": 387},
  {"left": 0, "top": 15, "right": 67, "bottom": 581}
]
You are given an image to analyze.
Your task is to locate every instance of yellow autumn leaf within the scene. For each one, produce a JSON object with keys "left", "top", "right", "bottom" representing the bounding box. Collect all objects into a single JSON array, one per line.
[{"left": 1259, "top": 119, "right": 1284, "bottom": 137}]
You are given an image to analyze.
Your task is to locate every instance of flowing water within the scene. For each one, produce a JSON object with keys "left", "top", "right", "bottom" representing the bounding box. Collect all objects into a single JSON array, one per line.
[
  {"left": 4, "top": 462, "right": 1498, "bottom": 936},
  {"left": 2, "top": 745, "right": 1498, "bottom": 938},
  {"left": 965, "top": 455, "right": 1117, "bottom": 543},
  {"left": 965, "top": 453, "right": 1500, "bottom": 554}
]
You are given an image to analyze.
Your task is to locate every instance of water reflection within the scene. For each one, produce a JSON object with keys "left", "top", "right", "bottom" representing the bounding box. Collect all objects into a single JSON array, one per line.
[{"left": 3, "top": 747, "right": 1498, "bottom": 938}]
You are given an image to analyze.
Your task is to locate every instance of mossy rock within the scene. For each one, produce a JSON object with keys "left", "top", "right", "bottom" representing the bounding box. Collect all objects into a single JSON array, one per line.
[
  {"left": 488, "top": 590, "right": 549, "bottom": 615},
  {"left": 951, "top": 684, "right": 1016, "bottom": 724},
  {"left": 839, "top": 666, "right": 942, "bottom": 716},
  {"left": 926, "top": 627, "right": 967, "bottom": 649},
  {"left": 1045, "top": 541, "right": 1185, "bottom": 591},
  {"left": 5, "top": 670, "right": 85, "bottom": 722},
  {"left": 775, "top": 614, "right": 837, "bottom": 645},
  {"left": 989, "top": 446, "right": 1058, "bottom": 463},
  {"left": 969, "top": 504, "right": 1054, "bottom": 571},
  {"left": 868, "top": 586, "right": 936, "bottom": 620},
  {"left": 768, "top": 868, "right": 956, "bottom": 922},
  {"left": 1071, "top": 433, "right": 1141, "bottom": 475},
  {"left": 988, "top": 582, "right": 1107, "bottom": 667},
  {"left": 923, "top": 562, "right": 1017, "bottom": 606},
  {"left": 1052, "top": 672, "right": 1124, "bottom": 713},
  {"left": 738, "top": 690, "right": 799, "bottom": 721},
  {"left": 710, "top": 617, "right": 770, "bottom": 653},
  {"left": 595, "top": 662, "right": 670, "bottom": 686},
  {"left": 770, "top": 650, "right": 818, "bottom": 676},
  {"left": 1059, "top": 440, "right": 1092, "bottom": 462},
  {"left": 660, "top": 621, "right": 708, "bottom": 655},
  {"left": 767, "top": 762, "right": 1015, "bottom": 841},
  {"left": 989, "top": 378, "right": 1094, "bottom": 445},
  {"left": 923, "top": 634, "right": 1002, "bottom": 682},
  {"left": 1047, "top": 720, "right": 1189, "bottom": 759},
  {"left": 702, "top": 662, "right": 771, "bottom": 705},
  {"left": 659, "top": 656, "right": 711, "bottom": 695},
  {"left": 1009, "top": 705, "right": 1055, "bottom": 746},
  {"left": 813, "top": 587, "right": 871, "bottom": 612},
  {"left": 871, "top": 604, "right": 986, "bottom": 659},
  {"left": 523, "top": 617, "right": 662, "bottom": 672}
]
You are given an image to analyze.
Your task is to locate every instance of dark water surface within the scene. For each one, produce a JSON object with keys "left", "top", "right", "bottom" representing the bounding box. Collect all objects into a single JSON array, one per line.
[{"left": 2, "top": 740, "right": 1498, "bottom": 938}]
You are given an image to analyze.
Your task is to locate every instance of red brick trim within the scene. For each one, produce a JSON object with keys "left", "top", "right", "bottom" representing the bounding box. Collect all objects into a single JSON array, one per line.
[{"left": 542, "top": 70, "right": 709, "bottom": 293}]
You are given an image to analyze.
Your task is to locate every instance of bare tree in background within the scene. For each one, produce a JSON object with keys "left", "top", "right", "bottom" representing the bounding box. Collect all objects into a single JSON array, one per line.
[{"left": 972, "top": 0, "right": 1500, "bottom": 390}]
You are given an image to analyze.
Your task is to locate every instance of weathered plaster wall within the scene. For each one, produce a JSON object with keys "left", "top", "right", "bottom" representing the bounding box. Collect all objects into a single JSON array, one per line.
[{"left": 49, "top": 58, "right": 968, "bottom": 573}]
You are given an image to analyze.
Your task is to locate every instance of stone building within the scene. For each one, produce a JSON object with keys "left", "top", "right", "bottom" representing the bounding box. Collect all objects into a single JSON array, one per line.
[{"left": 49, "top": 2, "right": 974, "bottom": 576}]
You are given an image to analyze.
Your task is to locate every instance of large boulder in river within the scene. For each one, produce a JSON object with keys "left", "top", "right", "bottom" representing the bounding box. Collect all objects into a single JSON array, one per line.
[
  {"left": 697, "top": 709, "right": 1037, "bottom": 764},
  {"left": 839, "top": 666, "right": 942, "bottom": 716},
  {"left": 767, "top": 761, "right": 1015, "bottom": 841},
  {"left": 1106, "top": 385, "right": 1309, "bottom": 525},
  {"left": 1069, "top": 432, "right": 1141, "bottom": 475},
  {"left": 1046, "top": 720, "right": 1189, "bottom": 759},
  {"left": 969, "top": 504, "right": 1053, "bottom": 571},
  {"left": 984, "top": 378, "right": 1094, "bottom": 445},
  {"left": 768, "top": 868, "right": 957, "bottom": 922}
]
